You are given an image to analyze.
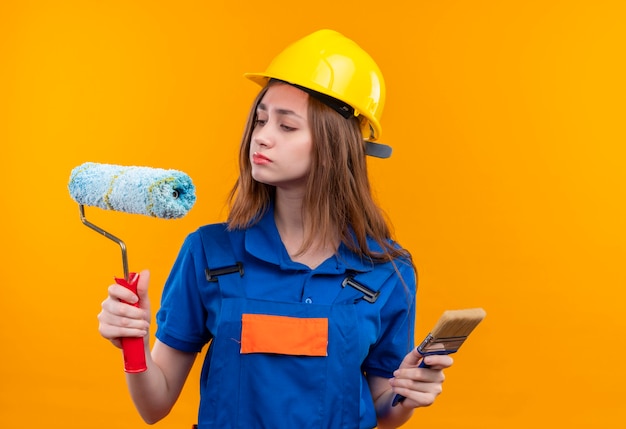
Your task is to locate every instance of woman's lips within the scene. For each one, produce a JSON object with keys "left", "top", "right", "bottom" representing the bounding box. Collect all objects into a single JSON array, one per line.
[{"left": 252, "top": 152, "right": 271, "bottom": 165}]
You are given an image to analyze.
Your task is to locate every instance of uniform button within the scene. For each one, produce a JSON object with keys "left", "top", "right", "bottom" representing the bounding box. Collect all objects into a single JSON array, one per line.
[{"left": 305, "top": 297, "right": 313, "bottom": 304}]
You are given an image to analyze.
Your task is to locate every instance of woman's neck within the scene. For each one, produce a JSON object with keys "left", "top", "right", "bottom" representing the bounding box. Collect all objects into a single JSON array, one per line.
[
  {"left": 274, "top": 189, "right": 306, "bottom": 250},
  {"left": 274, "top": 190, "right": 336, "bottom": 269}
]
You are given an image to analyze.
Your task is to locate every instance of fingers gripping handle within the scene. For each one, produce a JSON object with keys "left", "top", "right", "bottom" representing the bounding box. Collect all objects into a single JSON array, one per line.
[
  {"left": 114, "top": 273, "right": 147, "bottom": 373},
  {"left": 391, "top": 359, "right": 429, "bottom": 406}
]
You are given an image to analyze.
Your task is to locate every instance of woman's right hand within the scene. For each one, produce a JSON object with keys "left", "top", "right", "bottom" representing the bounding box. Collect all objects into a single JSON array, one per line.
[{"left": 98, "top": 269, "right": 152, "bottom": 349}]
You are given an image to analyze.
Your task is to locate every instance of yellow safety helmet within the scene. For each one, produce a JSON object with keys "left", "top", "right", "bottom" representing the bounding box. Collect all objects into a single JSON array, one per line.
[{"left": 245, "top": 29, "right": 392, "bottom": 158}]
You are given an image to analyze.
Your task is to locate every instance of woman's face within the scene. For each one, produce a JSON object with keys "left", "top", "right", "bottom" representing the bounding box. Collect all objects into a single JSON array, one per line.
[{"left": 250, "top": 83, "right": 313, "bottom": 192}]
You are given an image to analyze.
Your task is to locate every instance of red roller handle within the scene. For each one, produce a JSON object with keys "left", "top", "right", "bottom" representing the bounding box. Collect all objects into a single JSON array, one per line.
[{"left": 114, "top": 273, "right": 147, "bottom": 373}]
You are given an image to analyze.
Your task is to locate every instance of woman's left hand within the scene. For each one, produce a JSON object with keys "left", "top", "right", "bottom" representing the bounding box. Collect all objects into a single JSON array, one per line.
[{"left": 389, "top": 348, "right": 454, "bottom": 409}]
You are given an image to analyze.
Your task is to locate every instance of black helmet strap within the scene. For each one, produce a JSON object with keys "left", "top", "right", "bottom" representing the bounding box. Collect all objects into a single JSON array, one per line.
[
  {"left": 271, "top": 79, "right": 354, "bottom": 119},
  {"left": 269, "top": 79, "right": 392, "bottom": 158}
]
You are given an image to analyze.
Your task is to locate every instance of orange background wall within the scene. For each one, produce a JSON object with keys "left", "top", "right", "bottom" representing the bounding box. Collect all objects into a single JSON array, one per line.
[{"left": 1, "top": 1, "right": 624, "bottom": 428}]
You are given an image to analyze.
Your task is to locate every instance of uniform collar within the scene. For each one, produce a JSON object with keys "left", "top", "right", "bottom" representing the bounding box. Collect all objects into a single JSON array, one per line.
[{"left": 244, "top": 202, "right": 375, "bottom": 274}]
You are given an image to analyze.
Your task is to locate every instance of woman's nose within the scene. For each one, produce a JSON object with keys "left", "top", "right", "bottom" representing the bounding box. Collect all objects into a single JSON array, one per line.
[{"left": 253, "top": 127, "right": 273, "bottom": 148}]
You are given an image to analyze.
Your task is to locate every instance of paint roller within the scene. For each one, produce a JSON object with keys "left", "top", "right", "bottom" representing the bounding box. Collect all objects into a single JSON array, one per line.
[{"left": 68, "top": 162, "right": 196, "bottom": 373}]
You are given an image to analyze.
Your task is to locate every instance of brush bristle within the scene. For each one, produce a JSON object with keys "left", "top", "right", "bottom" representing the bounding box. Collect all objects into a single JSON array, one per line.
[{"left": 430, "top": 308, "right": 486, "bottom": 338}]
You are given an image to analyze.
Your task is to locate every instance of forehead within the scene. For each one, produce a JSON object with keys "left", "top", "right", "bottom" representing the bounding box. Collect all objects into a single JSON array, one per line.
[{"left": 258, "top": 83, "right": 309, "bottom": 115}]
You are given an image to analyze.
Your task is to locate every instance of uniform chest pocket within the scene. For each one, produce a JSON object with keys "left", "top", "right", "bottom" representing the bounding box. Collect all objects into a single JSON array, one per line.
[{"left": 240, "top": 314, "right": 328, "bottom": 357}]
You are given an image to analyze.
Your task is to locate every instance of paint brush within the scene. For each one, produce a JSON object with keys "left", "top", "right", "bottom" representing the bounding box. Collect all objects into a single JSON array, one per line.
[{"left": 392, "top": 307, "right": 486, "bottom": 406}]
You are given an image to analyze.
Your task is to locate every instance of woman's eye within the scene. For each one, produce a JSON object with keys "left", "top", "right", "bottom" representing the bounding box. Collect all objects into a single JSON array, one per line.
[
  {"left": 255, "top": 118, "right": 267, "bottom": 126},
  {"left": 281, "top": 124, "right": 296, "bottom": 131}
]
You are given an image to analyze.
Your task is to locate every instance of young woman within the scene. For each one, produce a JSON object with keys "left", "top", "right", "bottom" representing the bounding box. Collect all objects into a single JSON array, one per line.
[{"left": 98, "top": 29, "right": 453, "bottom": 429}]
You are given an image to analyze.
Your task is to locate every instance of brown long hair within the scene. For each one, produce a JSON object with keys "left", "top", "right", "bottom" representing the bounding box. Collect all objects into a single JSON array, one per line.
[{"left": 227, "top": 81, "right": 413, "bottom": 266}]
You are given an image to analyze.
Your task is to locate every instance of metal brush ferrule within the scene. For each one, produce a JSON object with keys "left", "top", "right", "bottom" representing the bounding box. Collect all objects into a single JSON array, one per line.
[{"left": 417, "top": 334, "right": 468, "bottom": 355}]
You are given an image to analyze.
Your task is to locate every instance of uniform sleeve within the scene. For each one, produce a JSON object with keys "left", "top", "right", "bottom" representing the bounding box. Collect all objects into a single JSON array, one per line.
[
  {"left": 155, "top": 231, "right": 214, "bottom": 353},
  {"left": 362, "top": 259, "right": 416, "bottom": 379}
]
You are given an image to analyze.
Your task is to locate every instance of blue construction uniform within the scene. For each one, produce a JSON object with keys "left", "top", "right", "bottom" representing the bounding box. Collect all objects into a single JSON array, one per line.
[{"left": 156, "top": 204, "right": 416, "bottom": 428}]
